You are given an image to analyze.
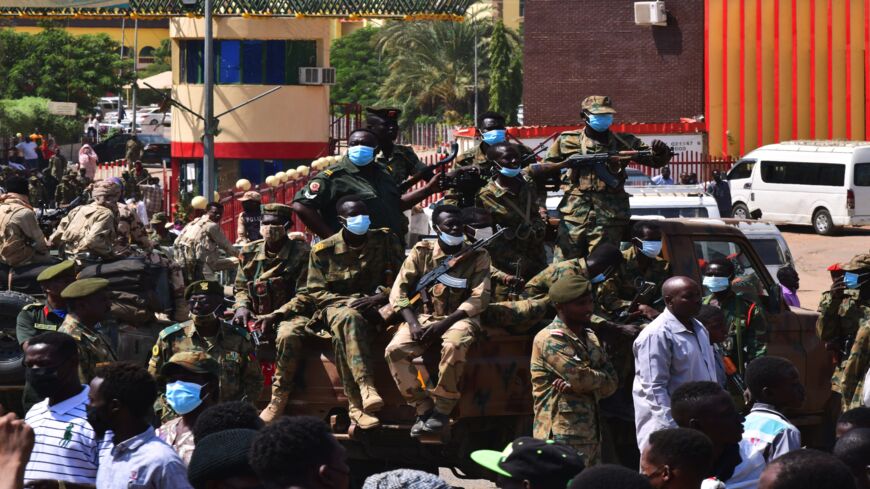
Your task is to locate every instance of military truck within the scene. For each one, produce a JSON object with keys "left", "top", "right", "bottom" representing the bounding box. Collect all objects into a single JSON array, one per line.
[{"left": 281, "top": 219, "right": 835, "bottom": 485}]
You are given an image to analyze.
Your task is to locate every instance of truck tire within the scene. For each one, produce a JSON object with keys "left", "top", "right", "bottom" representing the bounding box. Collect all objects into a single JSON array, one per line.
[
  {"left": 812, "top": 208, "right": 837, "bottom": 235},
  {"left": 731, "top": 203, "right": 751, "bottom": 220},
  {"left": 0, "top": 291, "right": 38, "bottom": 384}
]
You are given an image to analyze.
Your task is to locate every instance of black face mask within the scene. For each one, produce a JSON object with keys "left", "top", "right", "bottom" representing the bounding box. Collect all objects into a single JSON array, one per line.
[
  {"left": 25, "top": 366, "right": 61, "bottom": 399},
  {"left": 86, "top": 404, "right": 110, "bottom": 439}
]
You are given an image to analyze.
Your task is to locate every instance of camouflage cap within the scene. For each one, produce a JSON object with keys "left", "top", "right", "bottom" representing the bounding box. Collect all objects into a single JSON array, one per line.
[
  {"left": 92, "top": 180, "right": 121, "bottom": 199},
  {"left": 184, "top": 280, "right": 224, "bottom": 299},
  {"left": 581, "top": 95, "right": 617, "bottom": 115},
  {"left": 150, "top": 212, "right": 168, "bottom": 224},
  {"left": 161, "top": 351, "right": 221, "bottom": 378},
  {"left": 841, "top": 254, "right": 870, "bottom": 272},
  {"left": 548, "top": 274, "right": 593, "bottom": 304},
  {"left": 36, "top": 260, "right": 76, "bottom": 282},
  {"left": 238, "top": 191, "right": 262, "bottom": 203},
  {"left": 262, "top": 203, "right": 292, "bottom": 219},
  {"left": 365, "top": 107, "right": 402, "bottom": 121},
  {"left": 61, "top": 277, "right": 109, "bottom": 299}
]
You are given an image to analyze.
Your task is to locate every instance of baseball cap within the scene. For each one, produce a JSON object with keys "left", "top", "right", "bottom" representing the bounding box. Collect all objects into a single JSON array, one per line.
[
  {"left": 581, "top": 95, "right": 617, "bottom": 115},
  {"left": 471, "top": 437, "right": 585, "bottom": 483},
  {"left": 161, "top": 351, "right": 221, "bottom": 378}
]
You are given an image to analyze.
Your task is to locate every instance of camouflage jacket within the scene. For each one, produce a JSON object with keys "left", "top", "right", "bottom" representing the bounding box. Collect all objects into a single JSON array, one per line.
[
  {"left": 531, "top": 317, "right": 618, "bottom": 444},
  {"left": 835, "top": 305, "right": 870, "bottom": 410},
  {"left": 148, "top": 320, "right": 263, "bottom": 403},
  {"left": 233, "top": 237, "right": 310, "bottom": 315},
  {"left": 308, "top": 228, "right": 405, "bottom": 309},
  {"left": 597, "top": 247, "right": 670, "bottom": 316},
  {"left": 115, "top": 202, "right": 152, "bottom": 255},
  {"left": 148, "top": 229, "right": 175, "bottom": 248},
  {"left": 525, "top": 258, "right": 589, "bottom": 299},
  {"left": 58, "top": 315, "right": 117, "bottom": 384},
  {"left": 54, "top": 182, "right": 78, "bottom": 206},
  {"left": 816, "top": 289, "right": 864, "bottom": 341},
  {"left": 703, "top": 292, "right": 768, "bottom": 374},
  {"left": 377, "top": 144, "right": 426, "bottom": 186}
]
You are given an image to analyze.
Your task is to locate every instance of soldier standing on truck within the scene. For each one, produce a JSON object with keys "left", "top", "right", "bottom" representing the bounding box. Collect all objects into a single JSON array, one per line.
[
  {"left": 542, "top": 96, "right": 672, "bottom": 261},
  {"left": 125, "top": 136, "right": 143, "bottom": 169},
  {"left": 58, "top": 278, "right": 117, "bottom": 384},
  {"left": 173, "top": 202, "right": 239, "bottom": 283},
  {"left": 830, "top": 254, "right": 870, "bottom": 411},
  {"left": 531, "top": 274, "right": 618, "bottom": 466},
  {"left": 235, "top": 191, "right": 263, "bottom": 245},
  {"left": 817, "top": 262, "right": 866, "bottom": 399},
  {"left": 0, "top": 176, "right": 51, "bottom": 267},
  {"left": 148, "top": 280, "right": 262, "bottom": 420},
  {"left": 49, "top": 180, "right": 122, "bottom": 260},
  {"left": 384, "top": 205, "right": 491, "bottom": 437},
  {"left": 148, "top": 212, "right": 174, "bottom": 247},
  {"left": 54, "top": 173, "right": 79, "bottom": 207},
  {"left": 365, "top": 107, "right": 426, "bottom": 186}
]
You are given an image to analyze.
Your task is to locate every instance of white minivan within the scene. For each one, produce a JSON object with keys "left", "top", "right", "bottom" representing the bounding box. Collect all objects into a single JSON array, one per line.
[{"left": 728, "top": 141, "right": 870, "bottom": 234}]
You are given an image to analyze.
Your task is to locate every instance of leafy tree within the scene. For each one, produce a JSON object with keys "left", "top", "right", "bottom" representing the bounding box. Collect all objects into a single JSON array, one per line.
[
  {"left": 330, "top": 27, "right": 387, "bottom": 108},
  {"left": 488, "top": 20, "right": 522, "bottom": 124},
  {"left": 140, "top": 38, "right": 171, "bottom": 78},
  {"left": 0, "top": 97, "right": 81, "bottom": 144}
]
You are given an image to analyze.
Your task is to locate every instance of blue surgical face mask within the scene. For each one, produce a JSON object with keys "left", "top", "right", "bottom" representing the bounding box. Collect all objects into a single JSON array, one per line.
[
  {"left": 639, "top": 240, "right": 663, "bottom": 258},
  {"left": 586, "top": 114, "right": 613, "bottom": 132},
  {"left": 347, "top": 145, "right": 376, "bottom": 166},
  {"left": 703, "top": 275, "right": 731, "bottom": 293},
  {"left": 438, "top": 227, "right": 465, "bottom": 246},
  {"left": 343, "top": 214, "right": 371, "bottom": 235},
  {"left": 591, "top": 273, "right": 606, "bottom": 284},
  {"left": 498, "top": 165, "right": 522, "bottom": 178},
  {"left": 482, "top": 129, "right": 506, "bottom": 145},
  {"left": 844, "top": 272, "right": 866, "bottom": 289},
  {"left": 165, "top": 380, "right": 204, "bottom": 415}
]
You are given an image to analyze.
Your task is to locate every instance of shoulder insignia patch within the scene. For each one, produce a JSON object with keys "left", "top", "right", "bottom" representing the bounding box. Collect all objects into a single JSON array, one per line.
[
  {"left": 323, "top": 169, "right": 334, "bottom": 177},
  {"left": 34, "top": 323, "right": 57, "bottom": 331},
  {"left": 152, "top": 344, "right": 159, "bottom": 357},
  {"left": 309, "top": 181, "right": 321, "bottom": 192},
  {"left": 158, "top": 323, "right": 185, "bottom": 340}
]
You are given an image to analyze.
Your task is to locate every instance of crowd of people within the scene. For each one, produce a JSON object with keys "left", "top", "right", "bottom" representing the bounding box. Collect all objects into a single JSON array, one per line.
[{"left": 0, "top": 96, "right": 868, "bottom": 489}]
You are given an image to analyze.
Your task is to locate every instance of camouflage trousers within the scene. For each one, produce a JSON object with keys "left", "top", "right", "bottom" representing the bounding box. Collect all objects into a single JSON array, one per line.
[
  {"left": 554, "top": 192, "right": 630, "bottom": 261},
  {"left": 384, "top": 315, "right": 478, "bottom": 415},
  {"left": 480, "top": 297, "right": 552, "bottom": 335}
]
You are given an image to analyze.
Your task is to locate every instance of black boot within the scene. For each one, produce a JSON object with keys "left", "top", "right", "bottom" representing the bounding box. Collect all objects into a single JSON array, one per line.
[
  {"left": 421, "top": 411, "right": 450, "bottom": 433},
  {"left": 410, "top": 409, "right": 433, "bottom": 437}
]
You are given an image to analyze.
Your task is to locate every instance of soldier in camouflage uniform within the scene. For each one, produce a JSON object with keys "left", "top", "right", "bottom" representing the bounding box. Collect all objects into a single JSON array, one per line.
[
  {"left": 385, "top": 205, "right": 491, "bottom": 436},
  {"left": 114, "top": 200, "right": 153, "bottom": 256},
  {"left": 49, "top": 180, "right": 122, "bottom": 260},
  {"left": 829, "top": 254, "right": 870, "bottom": 410},
  {"left": 816, "top": 263, "right": 865, "bottom": 395},
  {"left": 121, "top": 170, "right": 141, "bottom": 201},
  {"left": 57, "top": 278, "right": 117, "bottom": 384},
  {"left": 543, "top": 96, "right": 672, "bottom": 261},
  {"left": 365, "top": 108, "right": 426, "bottom": 186},
  {"left": 28, "top": 173, "right": 46, "bottom": 207},
  {"left": 125, "top": 137, "right": 143, "bottom": 168},
  {"left": 48, "top": 154, "right": 66, "bottom": 182},
  {"left": 148, "top": 281, "right": 262, "bottom": 420},
  {"left": 54, "top": 174, "right": 79, "bottom": 206},
  {"left": 148, "top": 212, "right": 174, "bottom": 247},
  {"left": 531, "top": 274, "right": 618, "bottom": 466},
  {"left": 173, "top": 202, "right": 239, "bottom": 282},
  {"left": 0, "top": 176, "right": 51, "bottom": 267}
]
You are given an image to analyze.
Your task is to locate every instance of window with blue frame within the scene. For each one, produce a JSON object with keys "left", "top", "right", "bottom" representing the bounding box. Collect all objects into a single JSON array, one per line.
[
  {"left": 181, "top": 39, "right": 317, "bottom": 85},
  {"left": 218, "top": 40, "right": 241, "bottom": 83}
]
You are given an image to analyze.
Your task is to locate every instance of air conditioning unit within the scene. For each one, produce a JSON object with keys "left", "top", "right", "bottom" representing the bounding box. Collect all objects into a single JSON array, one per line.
[
  {"left": 299, "top": 67, "right": 337, "bottom": 85},
  {"left": 634, "top": 1, "right": 667, "bottom": 26}
]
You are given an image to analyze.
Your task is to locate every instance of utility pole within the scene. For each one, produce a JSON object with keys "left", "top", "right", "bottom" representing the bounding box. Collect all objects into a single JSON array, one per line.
[
  {"left": 473, "top": 27, "right": 479, "bottom": 128},
  {"left": 203, "top": 0, "right": 215, "bottom": 202},
  {"left": 131, "top": 18, "right": 138, "bottom": 138}
]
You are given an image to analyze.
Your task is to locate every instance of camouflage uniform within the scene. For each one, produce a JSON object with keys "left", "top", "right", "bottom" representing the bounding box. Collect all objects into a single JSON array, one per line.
[
  {"left": 384, "top": 239, "right": 491, "bottom": 415},
  {"left": 28, "top": 176, "right": 46, "bottom": 207},
  {"left": 58, "top": 315, "right": 118, "bottom": 384},
  {"left": 530, "top": 317, "right": 618, "bottom": 466},
  {"left": 444, "top": 143, "right": 537, "bottom": 208},
  {"left": 48, "top": 154, "right": 66, "bottom": 182},
  {"left": 816, "top": 289, "right": 865, "bottom": 393},
  {"left": 835, "top": 306, "right": 870, "bottom": 410},
  {"left": 125, "top": 138, "right": 143, "bottom": 168},
  {"left": 121, "top": 171, "right": 141, "bottom": 201},
  {"left": 148, "top": 229, "right": 174, "bottom": 248},
  {"left": 50, "top": 202, "right": 119, "bottom": 260},
  {"left": 703, "top": 292, "right": 768, "bottom": 375},
  {"left": 173, "top": 215, "right": 239, "bottom": 282},
  {"left": 597, "top": 247, "right": 670, "bottom": 316},
  {"left": 54, "top": 176, "right": 79, "bottom": 206},
  {"left": 115, "top": 202, "right": 153, "bottom": 255},
  {"left": 475, "top": 177, "right": 548, "bottom": 301},
  {"left": 0, "top": 193, "right": 50, "bottom": 266},
  {"left": 234, "top": 237, "right": 310, "bottom": 316}
]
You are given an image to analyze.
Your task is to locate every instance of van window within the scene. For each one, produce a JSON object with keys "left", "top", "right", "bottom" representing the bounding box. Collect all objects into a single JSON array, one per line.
[
  {"left": 728, "top": 160, "right": 755, "bottom": 180},
  {"left": 856, "top": 163, "right": 870, "bottom": 186},
  {"left": 694, "top": 240, "right": 769, "bottom": 299},
  {"left": 749, "top": 238, "right": 785, "bottom": 266},
  {"left": 632, "top": 207, "right": 710, "bottom": 218},
  {"left": 760, "top": 161, "right": 845, "bottom": 186}
]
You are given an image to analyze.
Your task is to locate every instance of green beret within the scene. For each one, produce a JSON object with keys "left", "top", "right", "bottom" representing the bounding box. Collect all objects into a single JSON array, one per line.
[
  {"left": 36, "top": 260, "right": 75, "bottom": 282},
  {"left": 162, "top": 351, "right": 220, "bottom": 378},
  {"left": 61, "top": 278, "right": 109, "bottom": 299},
  {"left": 261, "top": 203, "right": 292, "bottom": 219},
  {"left": 548, "top": 274, "right": 593, "bottom": 304},
  {"left": 150, "top": 212, "right": 167, "bottom": 224},
  {"left": 842, "top": 253, "right": 870, "bottom": 272},
  {"left": 184, "top": 280, "right": 224, "bottom": 299}
]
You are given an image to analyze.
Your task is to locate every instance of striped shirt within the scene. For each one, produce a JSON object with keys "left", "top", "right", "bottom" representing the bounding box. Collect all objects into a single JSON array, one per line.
[{"left": 24, "top": 385, "right": 99, "bottom": 485}]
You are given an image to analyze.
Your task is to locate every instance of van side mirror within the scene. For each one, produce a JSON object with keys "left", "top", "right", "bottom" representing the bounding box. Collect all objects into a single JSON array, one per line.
[{"left": 767, "top": 283, "right": 783, "bottom": 314}]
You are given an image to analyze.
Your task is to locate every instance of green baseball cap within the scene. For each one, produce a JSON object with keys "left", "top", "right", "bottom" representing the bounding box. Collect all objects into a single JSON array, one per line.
[
  {"left": 581, "top": 95, "right": 617, "bottom": 115},
  {"left": 471, "top": 437, "right": 585, "bottom": 483}
]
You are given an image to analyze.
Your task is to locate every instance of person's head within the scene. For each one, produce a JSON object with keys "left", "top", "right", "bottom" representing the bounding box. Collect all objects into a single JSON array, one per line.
[
  {"left": 695, "top": 305, "right": 727, "bottom": 344},
  {"left": 364, "top": 107, "right": 401, "bottom": 144},
  {"left": 432, "top": 204, "right": 464, "bottom": 247},
  {"left": 471, "top": 437, "right": 585, "bottom": 489},
  {"left": 662, "top": 276, "right": 703, "bottom": 320},
  {"left": 841, "top": 254, "right": 870, "bottom": 296},
  {"left": 249, "top": 416, "right": 349, "bottom": 489},
  {"left": 671, "top": 381, "right": 743, "bottom": 447},
  {"left": 550, "top": 275, "right": 595, "bottom": 329},
  {"left": 758, "top": 449, "right": 857, "bottom": 489},
  {"left": 585, "top": 242, "right": 624, "bottom": 284},
  {"left": 478, "top": 111, "right": 507, "bottom": 145},
  {"left": 703, "top": 259, "right": 735, "bottom": 294},
  {"left": 580, "top": 95, "right": 617, "bottom": 133},
  {"left": 92, "top": 180, "right": 122, "bottom": 206},
  {"left": 188, "top": 429, "right": 261, "bottom": 489},
  {"left": 346, "top": 128, "right": 379, "bottom": 167},
  {"left": 336, "top": 194, "right": 370, "bottom": 236},
  {"left": 744, "top": 356, "right": 805, "bottom": 409},
  {"left": 4, "top": 176, "right": 27, "bottom": 195},
  {"left": 239, "top": 191, "right": 262, "bottom": 214},
  {"left": 206, "top": 202, "right": 224, "bottom": 222},
  {"left": 260, "top": 204, "right": 293, "bottom": 243},
  {"left": 632, "top": 221, "right": 664, "bottom": 259},
  {"left": 641, "top": 428, "right": 713, "bottom": 489},
  {"left": 661, "top": 167, "right": 671, "bottom": 179},
  {"left": 185, "top": 280, "right": 226, "bottom": 322},
  {"left": 567, "top": 465, "right": 652, "bottom": 489},
  {"left": 36, "top": 260, "right": 76, "bottom": 303},
  {"left": 829, "top": 263, "right": 846, "bottom": 282},
  {"left": 362, "top": 469, "right": 450, "bottom": 489},
  {"left": 161, "top": 351, "right": 220, "bottom": 417},
  {"left": 838, "top": 408, "right": 870, "bottom": 439},
  {"left": 712, "top": 170, "right": 724, "bottom": 183},
  {"left": 23, "top": 332, "right": 80, "bottom": 401},
  {"left": 461, "top": 207, "right": 494, "bottom": 242},
  {"left": 61, "top": 278, "right": 110, "bottom": 326},
  {"left": 193, "top": 401, "right": 265, "bottom": 442},
  {"left": 486, "top": 142, "right": 522, "bottom": 178},
  {"left": 88, "top": 362, "right": 158, "bottom": 438},
  {"left": 777, "top": 266, "right": 800, "bottom": 291},
  {"left": 835, "top": 428, "right": 870, "bottom": 489}
]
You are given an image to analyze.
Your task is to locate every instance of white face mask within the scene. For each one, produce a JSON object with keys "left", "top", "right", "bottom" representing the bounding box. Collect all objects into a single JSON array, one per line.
[{"left": 438, "top": 226, "right": 465, "bottom": 246}]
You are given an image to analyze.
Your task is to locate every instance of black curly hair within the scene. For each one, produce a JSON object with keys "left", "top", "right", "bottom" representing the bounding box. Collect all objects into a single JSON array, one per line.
[
  {"left": 192, "top": 401, "right": 264, "bottom": 442},
  {"left": 249, "top": 416, "right": 339, "bottom": 489},
  {"left": 764, "top": 449, "right": 856, "bottom": 489},
  {"left": 646, "top": 428, "right": 714, "bottom": 477},
  {"left": 567, "top": 465, "right": 652, "bottom": 489},
  {"left": 744, "top": 356, "right": 798, "bottom": 401},
  {"left": 94, "top": 362, "right": 157, "bottom": 419},
  {"left": 671, "top": 381, "right": 727, "bottom": 426}
]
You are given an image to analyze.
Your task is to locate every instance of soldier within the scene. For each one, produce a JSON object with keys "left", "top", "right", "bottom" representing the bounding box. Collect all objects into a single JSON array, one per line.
[
  {"left": 48, "top": 153, "right": 66, "bottom": 182},
  {"left": 27, "top": 173, "right": 46, "bottom": 207},
  {"left": 384, "top": 205, "right": 491, "bottom": 436},
  {"left": 173, "top": 202, "right": 239, "bottom": 283},
  {"left": 474, "top": 142, "right": 548, "bottom": 301},
  {"left": 540, "top": 96, "right": 672, "bottom": 261},
  {"left": 0, "top": 176, "right": 51, "bottom": 267},
  {"left": 702, "top": 259, "right": 768, "bottom": 375},
  {"left": 831, "top": 254, "right": 870, "bottom": 410},
  {"left": 121, "top": 170, "right": 141, "bottom": 201},
  {"left": 148, "top": 280, "right": 262, "bottom": 419},
  {"left": 292, "top": 128, "right": 440, "bottom": 244},
  {"left": 261, "top": 197, "right": 405, "bottom": 427},
  {"left": 530, "top": 274, "right": 618, "bottom": 466},
  {"left": 365, "top": 107, "right": 427, "bottom": 186},
  {"left": 54, "top": 174, "right": 79, "bottom": 206},
  {"left": 125, "top": 136, "right": 143, "bottom": 168},
  {"left": 115, "top": 199, "right": 153, "bottom": 256},
  {"left": 817, "top": 263, "right": 865, "bottom": 378},
  {"left": 148, "top": 212, "right": 174, "bottom": 247},
  {"left": 235, "top": 191, "right": 263, "bottom": 245},
  {"left": 49, "top": 180, "right": 122, "bottom": 260},
  {"left": 58, "top": 277, "right": 117, "bottom": 384},
  {"left": 132, "top": 160, "right": 150, "bottom": 184}
]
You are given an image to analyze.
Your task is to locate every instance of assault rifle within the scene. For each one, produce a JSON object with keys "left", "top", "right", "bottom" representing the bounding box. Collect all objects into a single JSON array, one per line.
[
  {"left": 528, "top": 150, "right": 656, "bottom": 189},
  {"left": 36, "top": 194, "right": 86, "bottom": 236},
  {"left": 398, "top": 142, "right": 459, "bottom": 193},
  {"left": 617, "top": 280, "right": 658, "bottom": 322}
]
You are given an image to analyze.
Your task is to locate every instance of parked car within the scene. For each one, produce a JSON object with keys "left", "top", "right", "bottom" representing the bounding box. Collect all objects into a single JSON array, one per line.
[
  {"left": 134, "top": 106, "right": 171, "bottom": 127},
  {"left": 728, "top": 140, "right": 870, "bottom": 234},
  {"left": 93, "top": 133, "right": 170, "bottom": 164}
]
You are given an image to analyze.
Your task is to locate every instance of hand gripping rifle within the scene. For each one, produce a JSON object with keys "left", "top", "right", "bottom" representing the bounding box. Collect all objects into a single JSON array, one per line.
[
  {"left": 528, "top": 150, "right": 655, "bottom": 189},
  {"left": 398, "top": 142, "right": 459, "bottom": 193}
]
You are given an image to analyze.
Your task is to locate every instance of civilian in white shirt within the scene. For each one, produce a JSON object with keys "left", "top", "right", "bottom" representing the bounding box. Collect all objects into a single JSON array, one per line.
[
  {"left": 633, "top": 276, "right": 719, "bottom": 449},
  {"left": 651, "top": 166, "right": 674, "bottom": 185},
  {"left": 15, "top": 136, "right": 39, "bottom": 170},
  {"left": 23, "top": 332, "right": 99, "bottom": 488}
]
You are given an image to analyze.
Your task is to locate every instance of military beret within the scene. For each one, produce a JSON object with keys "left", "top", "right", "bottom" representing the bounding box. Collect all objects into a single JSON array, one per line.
[
  {"left": 238, "top": 191, "right": 262, "bottom": 203},
  {"left": 581, "top": 95, "right": 617, "bottom": 115},
  {"left": 162, "top": 351, "right": 221, "bottom": 378},
  {"left": 36, "top": 260, "right": 75, "bottom": 282},
  {"left": 150, "top": 212, "right": 167, "bottom": 224},
  {"left": 184, "top": 280, "right": 224, "bottom": 299},
  {"left": 841, "top": 253, "right": 870, "bottom": 272},
  {"left": 261, "top": 203, "right": 292, "bottom": 219},
  {"left": 828, "top": 263, "right": 842, "bottom": 272},
  {"left": 61, "top": 278, "right": 109, "bottom": 299},
  {"left": 365, "top": 107, "right": 402, "bottom": 121},
  {"left": 548, "top": 274, "right": 593, "bottom": 304}
]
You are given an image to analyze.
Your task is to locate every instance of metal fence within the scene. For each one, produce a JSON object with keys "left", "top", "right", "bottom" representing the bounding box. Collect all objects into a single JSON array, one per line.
[{"left": 628, "top": 151, "right": 735, "bottom": 183}]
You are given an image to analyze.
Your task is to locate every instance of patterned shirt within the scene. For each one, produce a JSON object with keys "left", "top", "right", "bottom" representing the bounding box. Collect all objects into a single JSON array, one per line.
[{"left": 155, "top": 417, "right": 196, "bottom": 466}]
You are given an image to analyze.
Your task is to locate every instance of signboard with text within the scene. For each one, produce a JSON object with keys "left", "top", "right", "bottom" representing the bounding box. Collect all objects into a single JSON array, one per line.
[{"left": 47, "top": 101, "right": 78, "bottom": 116}]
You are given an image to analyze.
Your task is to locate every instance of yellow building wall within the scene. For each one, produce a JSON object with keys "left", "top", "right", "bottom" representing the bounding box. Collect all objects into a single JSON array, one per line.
[{"left": 10, "top": 25, "right": 168, "bottom": 60}]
